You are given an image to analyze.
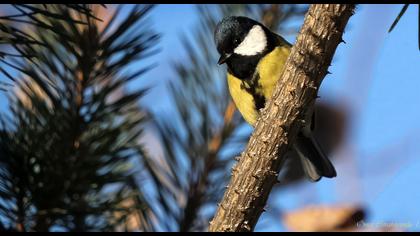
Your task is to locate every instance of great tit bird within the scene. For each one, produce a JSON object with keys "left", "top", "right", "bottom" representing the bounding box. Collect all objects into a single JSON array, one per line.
[{"left": 214, "top": 16, "right": 336, "bottom": 182}]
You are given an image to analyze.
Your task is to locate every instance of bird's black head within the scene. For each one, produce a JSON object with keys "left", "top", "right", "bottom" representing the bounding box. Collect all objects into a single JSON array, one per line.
[{"left": 214, "top": 16, "right": 269, "bottom": 65}]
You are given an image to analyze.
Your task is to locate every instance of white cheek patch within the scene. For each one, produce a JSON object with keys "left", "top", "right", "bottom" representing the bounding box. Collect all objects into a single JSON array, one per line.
[{"left": 234, "top": 25, "right": 267, "bottom": 56}]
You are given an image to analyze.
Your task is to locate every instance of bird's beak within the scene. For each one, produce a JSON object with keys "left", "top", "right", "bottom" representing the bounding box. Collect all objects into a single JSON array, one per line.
[{"left": 218, "top": 53, "right": 232, "bottom": 65}]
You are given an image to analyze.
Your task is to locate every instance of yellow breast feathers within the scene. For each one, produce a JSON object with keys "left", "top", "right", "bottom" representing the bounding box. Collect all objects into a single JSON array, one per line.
[{"left": 227, "top": 43, "right": 291, "bottom": 126}]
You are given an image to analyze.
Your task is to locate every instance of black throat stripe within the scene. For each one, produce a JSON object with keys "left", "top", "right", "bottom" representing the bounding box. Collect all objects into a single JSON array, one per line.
[{"left": 240, "top": 73, "right": 266, "bottom": 112}]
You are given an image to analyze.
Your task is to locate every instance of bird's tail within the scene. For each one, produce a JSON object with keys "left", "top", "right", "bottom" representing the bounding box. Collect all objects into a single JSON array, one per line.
[{"left": 293, "top": 133, "right": 337, "bottom": 182}]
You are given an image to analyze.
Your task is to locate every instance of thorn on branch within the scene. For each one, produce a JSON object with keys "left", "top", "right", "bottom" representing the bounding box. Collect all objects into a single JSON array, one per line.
[
  {"left": 298, "top": 49, "right": 306, "bottom": 55},
  {"left": 306, "top": 83, "right": 317, "bottom": 90},
  {"left": 239, "top": 206, "right": 248, "bottom": 213},
  {"left": 218, "top": 203, "right": 226, "bottom": 210},
  {"left": 242, "top": 222, "right": 251, "bottom": 231},
  {"left": 299, "top": 119, "right": 306, "bottom": 125},
  {"left": 267, "top": 170, "right": 278, "bottom": 177}
]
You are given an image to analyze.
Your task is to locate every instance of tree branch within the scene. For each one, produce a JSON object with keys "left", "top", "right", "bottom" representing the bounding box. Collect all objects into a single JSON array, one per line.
[{"left": 208, "top": 4, "right": 355, "bottom": 232}]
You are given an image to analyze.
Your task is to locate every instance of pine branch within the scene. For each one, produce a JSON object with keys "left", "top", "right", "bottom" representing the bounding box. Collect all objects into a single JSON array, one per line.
[
  {"left": 209, "top": 4, "right": 355, "bottom": 232},
  {"left": 0, "top": 5, "right": 158, "bottom": 232},
  {"left": 0, "top": 4, "right": 104, "bottom": 82}
]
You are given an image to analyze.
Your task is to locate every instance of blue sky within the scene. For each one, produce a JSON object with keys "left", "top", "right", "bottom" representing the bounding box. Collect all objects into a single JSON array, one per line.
[{"left": 1, "top": 4, "right": 420, "bottom": 232}]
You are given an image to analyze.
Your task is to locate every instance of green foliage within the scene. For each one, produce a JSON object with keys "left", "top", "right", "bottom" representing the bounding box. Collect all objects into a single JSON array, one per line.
[
  {"left": 0, "top": 5, "right": 158, "bottom": 231},
  {"left": 0, "top": 4, "right": 105, "bottom": 90}
]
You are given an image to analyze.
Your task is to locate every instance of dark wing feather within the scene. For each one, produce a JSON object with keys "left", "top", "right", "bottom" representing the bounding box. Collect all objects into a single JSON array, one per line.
[{"left": 293, "top": 132, "right": 336, "bottom": 182}]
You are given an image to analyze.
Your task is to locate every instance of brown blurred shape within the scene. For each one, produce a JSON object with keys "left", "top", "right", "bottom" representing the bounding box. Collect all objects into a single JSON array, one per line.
[
  {"left": 282, "top": 205, "right": 402, "bottom": 232},
  {"left": 283, "top": 205, "right": 365, "bottom": 232},
  {"left": 313, "top": 102, "right": 349, "bottom": 156}
]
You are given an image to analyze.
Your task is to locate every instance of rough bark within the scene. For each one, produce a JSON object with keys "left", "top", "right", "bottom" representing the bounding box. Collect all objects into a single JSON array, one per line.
[{"left": 208, "top": 4, "right": 355, "bottom": 232}]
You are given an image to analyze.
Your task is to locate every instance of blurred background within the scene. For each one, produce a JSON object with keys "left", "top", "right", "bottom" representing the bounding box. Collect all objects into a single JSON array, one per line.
[{"left": 0, "top": 4, "right": 419, "bottom": 232}]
